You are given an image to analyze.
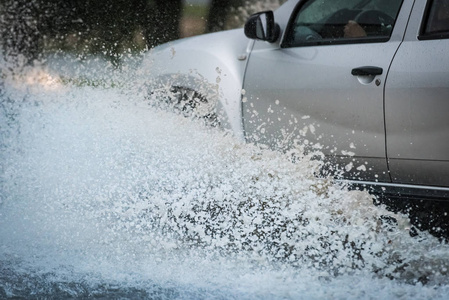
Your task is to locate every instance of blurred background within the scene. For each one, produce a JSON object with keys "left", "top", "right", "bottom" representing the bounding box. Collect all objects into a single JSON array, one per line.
[{"left": 0, "top": 0, "right": 286, "bottom": 66}]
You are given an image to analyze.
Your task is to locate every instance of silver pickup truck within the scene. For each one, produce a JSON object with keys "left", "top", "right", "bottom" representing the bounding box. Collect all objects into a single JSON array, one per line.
[{"left": 145, "top": 0, "right": 449, "bottom": 200}]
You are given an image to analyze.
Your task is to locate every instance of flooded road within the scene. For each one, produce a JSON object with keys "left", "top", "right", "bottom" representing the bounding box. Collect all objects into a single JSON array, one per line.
[{"left": 1, "top": 57, "right": 449, "bottom": 299}]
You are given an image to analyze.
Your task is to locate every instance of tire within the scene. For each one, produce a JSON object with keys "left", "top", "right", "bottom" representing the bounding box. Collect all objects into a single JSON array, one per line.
[{"left": 167, "top": 86, "right": 219, "bottom": 126}]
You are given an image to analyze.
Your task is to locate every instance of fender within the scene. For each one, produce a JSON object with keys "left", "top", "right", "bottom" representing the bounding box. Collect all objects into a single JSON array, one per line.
[{"left": 142, "top": 29, "right": 253, "bottom": 140}]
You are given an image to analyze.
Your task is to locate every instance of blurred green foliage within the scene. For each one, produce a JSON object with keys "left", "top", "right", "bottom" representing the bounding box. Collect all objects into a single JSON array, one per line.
[
  {"left": 184, "top": 4, "right": 209, "bottom": 18},
  {"left": 0, "top": 0, "right": 202, "bottom": 65},
  {"left": 0, "top": 0, "right": 284, "bottom": 66}
]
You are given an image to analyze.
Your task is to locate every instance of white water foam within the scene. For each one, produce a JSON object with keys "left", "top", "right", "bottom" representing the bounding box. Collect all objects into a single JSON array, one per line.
[{"left": 1, "top": 58, "right": 449, "bottom": 299}]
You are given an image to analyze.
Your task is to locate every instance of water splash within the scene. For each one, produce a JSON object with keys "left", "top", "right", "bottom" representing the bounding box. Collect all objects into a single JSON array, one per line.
[{"left": 1, "top": 57, "right": 449, "bottom": 299}]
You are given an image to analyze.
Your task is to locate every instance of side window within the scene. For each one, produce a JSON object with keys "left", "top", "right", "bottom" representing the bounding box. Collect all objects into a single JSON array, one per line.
[
  {"left": 282, "top": 0, "right": 403, "bottom": 48},
  {"left": 421, "top": 0, "right": 449, "bottom": 39}
]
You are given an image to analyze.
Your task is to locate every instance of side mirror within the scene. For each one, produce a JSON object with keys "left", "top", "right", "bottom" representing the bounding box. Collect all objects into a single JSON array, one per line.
[{"left": 244, "top": 11, "right": 280, "bottom": 43}]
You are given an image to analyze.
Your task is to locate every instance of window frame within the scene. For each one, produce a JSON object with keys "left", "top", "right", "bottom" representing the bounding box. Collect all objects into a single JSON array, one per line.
[
  {"left": 281, "top": 0, "right": 402, "bottom": 48},
  {"left": 418, "top": 0, "right": 449, "bottom": 40}
]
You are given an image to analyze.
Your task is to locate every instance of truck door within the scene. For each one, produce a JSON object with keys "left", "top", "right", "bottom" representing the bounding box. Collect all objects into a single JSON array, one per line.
[
  {"left": 385, "top": 0, "right": 449, "bottom": 187},
  {"left": 242, "top": 0, "right": 412, "bottom": 182}
]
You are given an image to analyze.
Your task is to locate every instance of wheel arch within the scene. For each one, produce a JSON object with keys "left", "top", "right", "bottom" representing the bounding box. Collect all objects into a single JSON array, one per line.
[{"left": 142, "top": 29, "right": 251, "bottom": 140}]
